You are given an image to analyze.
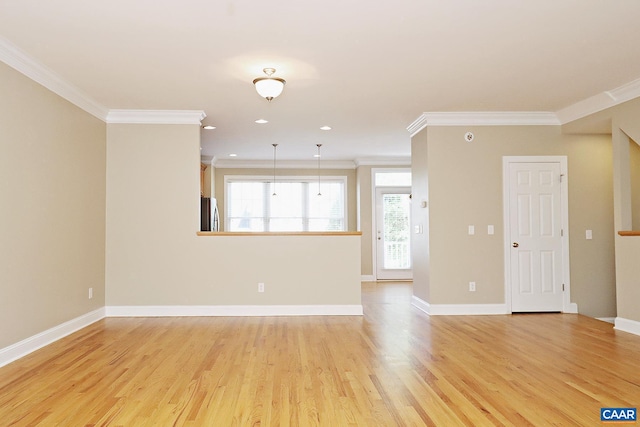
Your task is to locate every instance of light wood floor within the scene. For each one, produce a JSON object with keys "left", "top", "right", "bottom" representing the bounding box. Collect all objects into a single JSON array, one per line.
[{"left": 1, "top": 282, "right": 639, "bottom": 426}]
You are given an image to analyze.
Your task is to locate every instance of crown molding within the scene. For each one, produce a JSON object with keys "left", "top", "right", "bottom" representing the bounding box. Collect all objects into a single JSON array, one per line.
[
  {"left": 409, "top": 77, "right": 640, "bottom": 130},
  {"left": 215, "top": 158, "right": 410, "bottom": 169},
  {"left": 606, "top": 77, "right": 640, "bottom": 103},
  {"left": 556, "top": 77, "right": 640, "bottom": 124},
  {"left": 213, "top": 159, "right": 357, "bottom": 169},
  {"left": 0, "top": 36, "right": 109, "bottom": 121},
  {"left": 411, "top": 112, "right": 561, "bottom": 128},
  {"left": 407, "top": 114, "right": 429, "bottom": 137},
  {"left": 200, "top": 155, "right": 214, "bottom": 165},
  {"left": 555, "top": 92, "right": 617, "bottom": 124},
  {"left": 106, "top": 109, "right": 206, "bottom": 124},
  {"left": 354, "top": 157, "right": 411, "bottom": 167}
]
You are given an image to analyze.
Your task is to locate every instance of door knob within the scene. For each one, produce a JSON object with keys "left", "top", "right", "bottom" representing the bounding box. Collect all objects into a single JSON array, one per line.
[{"left": 512, "top": 242, "right": 519, "bottom": 248}]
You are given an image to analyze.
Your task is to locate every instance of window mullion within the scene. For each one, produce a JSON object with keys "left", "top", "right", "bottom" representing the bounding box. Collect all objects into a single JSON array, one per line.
[
  {"left": 264, "top": 181, "right": 271, "bottom": 231},
  {"left": 302, "top": 182, "right": 309, "bottom": 231}
]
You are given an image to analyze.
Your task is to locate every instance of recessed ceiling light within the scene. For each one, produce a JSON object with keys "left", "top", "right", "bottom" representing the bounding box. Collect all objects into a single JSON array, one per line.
[
  {"left": 255, "top": 119, "right": 268, "bottom": 124},
  {"left": 202, "top": 125, "right": 216, "bottom": 130},
  {"left": 313, "top": 154, "right": 321, "bottom": 158},
  {"left": 320, "top": 125, "right": 332, "bottom": 131},
  {"left": 229, "top": 153, "right": 237, "bottom": 157}
]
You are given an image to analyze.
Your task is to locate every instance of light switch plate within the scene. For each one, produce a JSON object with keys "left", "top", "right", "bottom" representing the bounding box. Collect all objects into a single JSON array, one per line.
[
  {"left": 488, "top": 225, "right": 494, "bottom": 235},
  {"left": 586, "top": 229, "right": 593, "bottom": 240},
  {"left": 468, "top": 225, "right": 475, "bottom": 235}
]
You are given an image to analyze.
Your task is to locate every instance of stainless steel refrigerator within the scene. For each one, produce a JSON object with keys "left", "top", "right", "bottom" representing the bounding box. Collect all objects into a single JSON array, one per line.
[{"left": 200, "top": 197, "right": 219, "bottom": 231}]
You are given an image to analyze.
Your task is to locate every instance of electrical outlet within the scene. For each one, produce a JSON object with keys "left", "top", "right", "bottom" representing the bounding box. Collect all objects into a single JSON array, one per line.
[
  {"left": 469, "top": 282, "right": 476, "bottom": 292},
  {"left": 88, "top": 287, "right": 93, "bottom": 299},
  {"left": 258, "top": 282, "right": 265, "bottom": 293},
  {"left": 468, "top": 225, "right": 475, "bottom": 235}
]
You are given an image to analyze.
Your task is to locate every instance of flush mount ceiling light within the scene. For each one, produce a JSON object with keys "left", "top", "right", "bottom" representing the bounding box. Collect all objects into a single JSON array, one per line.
[{"left": 253, "top": 68, "right": 286, "bottom": 102}]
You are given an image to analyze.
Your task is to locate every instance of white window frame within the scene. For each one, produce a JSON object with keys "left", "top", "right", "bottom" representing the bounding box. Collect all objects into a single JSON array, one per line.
[{"left": 224, "top": 175, "right": 348, "bottom": 232}]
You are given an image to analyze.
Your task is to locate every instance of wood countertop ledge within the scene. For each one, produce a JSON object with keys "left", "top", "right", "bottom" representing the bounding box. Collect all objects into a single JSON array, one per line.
[
  {"left": 197, "top": 231, "right": 363, "bottom": 236},
  {"left": 618, "top": 230, "right": 640, "bottom": 236}
]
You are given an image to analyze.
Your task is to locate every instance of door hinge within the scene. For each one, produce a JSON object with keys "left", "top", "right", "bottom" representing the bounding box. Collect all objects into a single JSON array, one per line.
[
  {"left": 561, "top": 229, "right": 564, "bottom": 237},
  {"left": 562, "top": 283, "right": 565, "bottom": 291},
  {"left": 560, "top": 174, "right": 564, "bottom": 183}
]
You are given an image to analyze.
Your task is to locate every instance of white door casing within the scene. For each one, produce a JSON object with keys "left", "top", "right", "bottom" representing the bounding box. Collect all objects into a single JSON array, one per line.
[{"left": 503, "top": 156, "right": 575, "bottom": 313}]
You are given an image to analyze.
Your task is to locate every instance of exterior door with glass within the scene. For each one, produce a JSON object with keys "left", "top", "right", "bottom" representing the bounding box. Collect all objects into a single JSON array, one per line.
[{"left": 375, "top": 187, "right": 412, "bottom": 280}]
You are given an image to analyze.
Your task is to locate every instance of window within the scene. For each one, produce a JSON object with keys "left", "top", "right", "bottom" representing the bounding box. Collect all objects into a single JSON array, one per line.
[
  {"left": 226, "top": 177, "right": 346, "bottom": 232},
  {"left": 374, "top": 170, "right": 412, "bottom": 187}
]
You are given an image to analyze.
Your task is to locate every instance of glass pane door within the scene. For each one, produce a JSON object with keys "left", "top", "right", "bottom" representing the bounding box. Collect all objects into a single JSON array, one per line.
[{"left": 376, "top": 188, "right": 412, "bottom": 280}]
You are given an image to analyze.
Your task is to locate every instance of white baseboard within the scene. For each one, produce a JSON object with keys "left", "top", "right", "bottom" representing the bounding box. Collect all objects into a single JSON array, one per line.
[
  {"left": 106, "top": 305, "right": 363, "bottom": 317},
  {"left": 411, "top": 296, "right": 431, "bottom": 315},
  {"left": 614, "top": 317, "right": 640, "bottom": 337},
  {"left": 565, "top": 303, "right": 579, "bottom": 314},
  {"left": 596, "top": 317, "right": 616, "bottom": 324},
  {"left": 361, "top": 275, "right": 375, "bottom": 282},
  {"left": 0, "top": 308, "right": 106, "bottom": 368},
  {"left": 411, "top": 296, "right": 508, "bottom": 315}
]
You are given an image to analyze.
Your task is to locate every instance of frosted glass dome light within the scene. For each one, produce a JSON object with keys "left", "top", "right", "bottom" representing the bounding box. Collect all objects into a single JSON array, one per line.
[{"left": 253, "top": 68, "right": 286, "bottom": 102}]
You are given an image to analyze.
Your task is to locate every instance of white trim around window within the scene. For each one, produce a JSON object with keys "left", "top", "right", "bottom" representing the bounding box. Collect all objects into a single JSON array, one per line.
[{"left": 224, "top": 175, "right": 348, "bottom": 232}]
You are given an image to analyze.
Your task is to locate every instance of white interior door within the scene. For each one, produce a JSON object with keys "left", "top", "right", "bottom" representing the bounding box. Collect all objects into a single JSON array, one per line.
[
  {"left": 508, "top": 162, "right": 564, "bottom": 312},
  {"left": 375, "top": 187, "right": 412, "bottom": 280}
]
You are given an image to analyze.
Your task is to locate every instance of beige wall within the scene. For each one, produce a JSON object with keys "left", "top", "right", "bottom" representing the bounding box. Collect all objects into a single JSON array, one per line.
[
  {"left": 0, "top": 63, "right": 106, "bottom": 349},
  {"left": 411, "top": 131, "right": 430, "bottom": 302},
  {"left": 609, "top": 98, "right": 640, "bottom": 231},
  {"left": 607, "top": 99, "right": 640, "bottom": 323},
  {"left": 356, "top": 166, "right": 373, "bottom": 276},
  {"left": 106, "top": 124, "right": 361, "bottom": 307},
  {"left": 412, "top": 125, "right": 615, "bottom": 317},
  {"left": 615, "top": 237, "right": 640, "bottom": 323},
  {"left": 563, "top": 97, "right": 640, "bottom": 323}
]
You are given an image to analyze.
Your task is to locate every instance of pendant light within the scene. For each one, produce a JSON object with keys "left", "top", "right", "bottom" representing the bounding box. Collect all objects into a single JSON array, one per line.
[
  {"left": 272, "top": 143, "right": 278, "bottom": 196},
  {"left": 316, "top": 144, "right": 322, "bottom": 196}
]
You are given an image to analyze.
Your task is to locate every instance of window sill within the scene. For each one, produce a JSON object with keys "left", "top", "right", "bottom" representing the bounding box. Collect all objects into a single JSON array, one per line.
[{"left": 618, "top": 231, "right": 640, "bottom": 236}]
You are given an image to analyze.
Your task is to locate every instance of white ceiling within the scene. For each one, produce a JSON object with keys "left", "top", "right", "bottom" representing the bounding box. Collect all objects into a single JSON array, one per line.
[{"left": 2, "top": 0, "right": 640, "bottom": 163}]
